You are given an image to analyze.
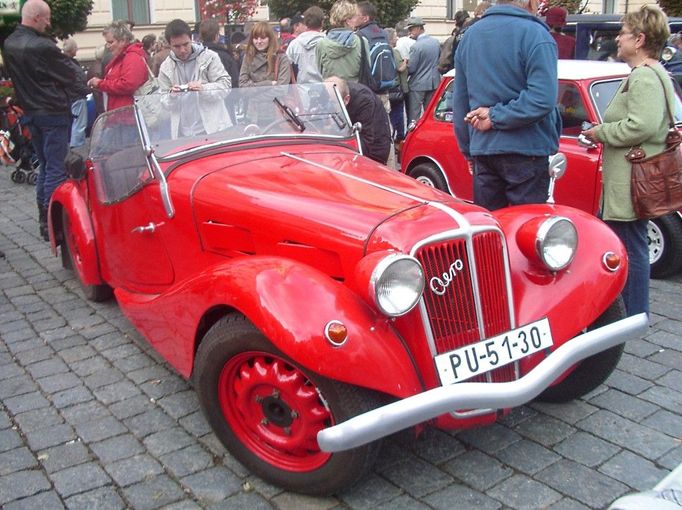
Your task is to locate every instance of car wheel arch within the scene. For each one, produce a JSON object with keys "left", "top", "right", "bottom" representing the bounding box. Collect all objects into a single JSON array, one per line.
[{"left": 406, "top": 157, "right": 453, "bottom": 195}]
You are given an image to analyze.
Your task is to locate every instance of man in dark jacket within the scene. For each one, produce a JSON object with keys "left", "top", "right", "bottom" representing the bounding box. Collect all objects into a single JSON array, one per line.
[
  {"left": 4, "top": 0, "right": 77, "bottom": 241},
  {"left": 325, "top": 76, "right": 391, "bottom": 164},
  {"left": 453, "top": 0, "right": 561, "bottom": 211},
  {"left": 199, "top": 18, "right": 239, "bottom": 88}
]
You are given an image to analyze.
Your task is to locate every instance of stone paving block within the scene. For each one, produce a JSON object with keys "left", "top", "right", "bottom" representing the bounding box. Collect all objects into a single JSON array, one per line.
[
  {"left": 140, "top": 376, "right": 191, "bottom": 400},
  {"left": 6, "top": 337, "right": 43, "bottom": 355},
  {"left": 577, "top": 410, "right": 678, "bottom": 459},
  {"left": 599, "top": 450, "right": 670, "bottom": 491},
  {"left": 547, "top": 498, "right": 590, "bottom": 510},
  {"left": 85, "top": 327, "right": 123, "bottom": 345},
  {"left": 49, "top": 335, "right": 88, "bottom": 352},
  {"left": 100, "top": 343, "right": 143, "bottom": 362},
  {"left": 180, "top": 466, "right": 242, "bottom": 504},
  {"left": 122, "top": 474, "right": 185, "bottom": 510},
  {"left": 50, "top": 385, "right": 94, "bottom": 409},
  {"left": 3, "top": 489, "right": 66, "bottom": 510},
  {"left": 406, "top": 427, "right": 466, "bottom": 465},
  {"left": 3, "top": 390, "right": 50, "bottom": 415},
  {"left": 337, "top": 474, "right": 401, "bottom": 509},
  {"left": 513, "top": 414, "right": 576, "bottom": 446},
  {"left": 14, "top": 346, "right": 53, "bottom": 365},
  {"left": 128, "top": 365, "right": 173, "bottom": 385},
  {"left": 658, "top": 369, "right": 682, "bottom": 392},
  {"left": 159, "top": 444, "right": 214, "bottom": 478},
  {"left": 536, "top": 459, "right": 629, "bottom": 508},
  {"left": 93, "top": 380, "right": 142, "bottom": 405},
  {"left": 179, "top": 410, "right": 212, "bottom": 438},
  {"left": 443, "top": 450, "right": 513, "bottom": 492},
  {"left": 639, "top": 384, "right": 682, "bottom": 412},
  {"left": 25, "top": 423, "right": 76, "bottom": 450},
  {"left": 113, "top": 353, "right": 155, "bottom": 373},
  {"left": 157, "top": 390, "right": 200, "bottom": 420},
  {"left": 68, "top": 315, "right": 107, "bottom": 333},
  {"left": 71, "top": 357, "right": 111, "bottom": 377},
  {"left": 163, "top": 502, "right": 202, "bottom": 510},
  {"left": 1, "top": 327, "right": 35, "bottom": 344},
  {"left": 553, "top": 431, "right": 620, "bottom": 467},
  {"left": 32, "top": 315, "right": 67, "bottom": 332},
  {"left": 91, "top": 433, "right": 145, "bottom": 464},
  {"left": 64, "top": 485, "right": 126, "bottom": 510},
  {"left": 624, "top": 338, "right": 662, "bottom": 358},
  {"left": 0, "top": 319, "right": 32, "bottom": 334},
  {"left": 374, "top": 494, "right": 432, "bottom": 510},
  {"left": 52, "top": 461, "right": 111, "bottom": 498},
  {"left": 0, "top": 447, "right": 38, "bottom": 475},
  {"left": 36, "top": 372, "right": 82, "bottom": 394},
  {"left": 456, "top": 423, "right": 522, "bottom": 455},
  {"left": 0, "top": 366, "right": 27, "bottom": 386},
  {"left": 219, "top": 490, "right": 275, "bottom": 510},
  {"left": 605, "top": 369, "right": 655, "bottom": 396},
  {"left": 60, "top": 400, "right": 110, "bottom": 425},
  {"left": 380, "top": 457, "right": 454, "bottom": 498},
  {"left": 495, "top": 438, "right": 560, "bottom": 475},
  {"left": 588, "top": 388, "right": 659, "bottom": 422},
  {"left": 642, "top": 408, "right": 682, "bottom": 437},
  {"left": 0, "top": 410, "right": 10, "bottom": 429},
  {"left": 143, "top": 427, "right": 194, "bottom": 456},
  {"left": 487, "top": 474, "right": 562, "bottom": 510},
  {"left": 199, "top": 433, "right": 229, "bottom": 460},
  {"left": 109, "top": 395, "right": 155, "bottom": 420},
  {"left": 0, "top": 375, "right": 36, "bottom": 401},
  {"left": 104, "top": 454, "right": 164, "bottom": 487},
  {"left": 83, "top": 367, "right": 125, "bottom": 390},
  {"left": 0, "top": 469, "right": 52, "bottom": 506},
  {"left": 646, "top": 327, "right": 682, "bottom": 350},
  {"left": 39, "top": 441, "right": 92, "bottom": 473},
  {"left": 658, "top": 445, "right": 682, "bottom": 470},
  {"left": 124, "top": 408, "right": 176, "bottom": 439},
  {"left": 14, "top": 406, "right": 63, "bottom": 432},
  {"left": 57, "top": 344, "right": 97, "bottom": 364},
  {"left": 617, "top": 352, "right": 671, "bottom": 381},
  {"left": 74, "top": 415, "right": 127, "bottom": 443},
  {"left": 423, "top": 483, "right": 502, "bottom": 510}
]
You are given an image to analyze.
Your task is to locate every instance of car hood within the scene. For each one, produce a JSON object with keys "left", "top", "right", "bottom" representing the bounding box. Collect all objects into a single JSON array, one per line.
[{"left": 191, "top": 147, "right": 492, "bottom": 279}]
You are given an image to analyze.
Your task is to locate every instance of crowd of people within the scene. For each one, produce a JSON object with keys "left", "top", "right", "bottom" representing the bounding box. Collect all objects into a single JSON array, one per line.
[{"left": 3, "top": 0, "right": 673, "bottom": 318}]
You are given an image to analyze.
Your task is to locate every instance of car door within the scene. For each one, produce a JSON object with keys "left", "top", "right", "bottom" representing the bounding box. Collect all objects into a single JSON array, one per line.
[{"left": 88, "top": 109, "right": 175, "bottom": 291}]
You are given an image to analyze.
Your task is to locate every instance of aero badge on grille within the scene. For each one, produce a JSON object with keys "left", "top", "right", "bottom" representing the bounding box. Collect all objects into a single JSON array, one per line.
[{"left": 430, "top": 259, "right": 464, "bottom": 296}]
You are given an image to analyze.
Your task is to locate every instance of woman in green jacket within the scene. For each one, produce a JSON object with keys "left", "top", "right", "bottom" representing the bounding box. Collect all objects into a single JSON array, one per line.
[{"left": 582, "top": 5, "right": 674, "bottom": 316}]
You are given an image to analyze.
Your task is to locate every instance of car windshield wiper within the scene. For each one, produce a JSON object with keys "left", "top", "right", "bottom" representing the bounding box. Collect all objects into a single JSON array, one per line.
[{"left": 273, "top": 97, "right": 305, "bottom": 132}]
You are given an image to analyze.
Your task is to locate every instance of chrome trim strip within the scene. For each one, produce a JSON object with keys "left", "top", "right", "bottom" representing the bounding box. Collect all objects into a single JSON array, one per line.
[{"left": 317, "top": 313, "right": 649, "bottom": 452}]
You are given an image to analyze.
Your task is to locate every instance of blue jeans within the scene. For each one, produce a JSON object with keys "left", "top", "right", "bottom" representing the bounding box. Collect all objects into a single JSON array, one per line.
[
  {"left": 70, "top": 99, "right": 87, "bottom": 148},
  {"left": 473, "top": 154, "right": 550, "bottom": 211},
  {"left": 605, "top": 219, "right": 650, "bottom": 317},
  {"left": 23, "top": 113, "right": 71, "bottom": 207},
  {"left": 389, "top": 99, "right": 405, "bottom": 142}
]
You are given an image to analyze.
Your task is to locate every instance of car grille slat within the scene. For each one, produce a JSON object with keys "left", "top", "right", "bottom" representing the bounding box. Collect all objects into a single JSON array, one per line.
[{"left": 416, "top": 231, "right": 515, "bottom": 383}]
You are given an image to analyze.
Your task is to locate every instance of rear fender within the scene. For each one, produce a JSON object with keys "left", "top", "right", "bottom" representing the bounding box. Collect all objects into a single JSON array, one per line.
[
  {"left": 49, "top": 182, "right": 103, "bottom": 286},
  {"left": 116, "top": 257, "right": 423, "bottom": 399}
]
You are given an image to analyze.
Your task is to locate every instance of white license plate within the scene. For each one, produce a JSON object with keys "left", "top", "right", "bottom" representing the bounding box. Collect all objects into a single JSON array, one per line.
[{"left": 435, "top": 318, "right": 553, "bottom": 385}]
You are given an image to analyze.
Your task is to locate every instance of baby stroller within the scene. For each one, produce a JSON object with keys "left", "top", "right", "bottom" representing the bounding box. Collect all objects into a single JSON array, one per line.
[{"left": 0, "top": 96, "right": 39, "bottom": 185}]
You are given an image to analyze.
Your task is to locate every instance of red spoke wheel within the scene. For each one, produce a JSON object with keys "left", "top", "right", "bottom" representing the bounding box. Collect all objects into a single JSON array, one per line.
[{"left": 195, "top": 314, "right": 382, "bottom": 494}]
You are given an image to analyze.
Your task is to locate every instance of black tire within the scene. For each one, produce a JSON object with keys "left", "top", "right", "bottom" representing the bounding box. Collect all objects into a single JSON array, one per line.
[
  {"left": 408, "top": 162, "right": 448, "bottom": 192},
  {"left": 648, "top": 214, "right": 682, "bottom": 279},
  {"left": 194, "top": 314, "right": 382, "bottom": 495},
  {"left": 536, "top": 297, "right": 626, "bottom": 403},
  {"left": 27, "top": 172, "right": 37, "bottom": 185},
  {"left": 61, "top": 209, "right": 112, "bottom": 302},
  {"left": 11, "top": 169, "right": 25, "bottom": 184}
]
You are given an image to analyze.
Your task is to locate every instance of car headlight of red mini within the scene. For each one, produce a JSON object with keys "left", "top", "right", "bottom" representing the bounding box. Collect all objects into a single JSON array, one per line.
[
  {"left": 369, "top": 254, "right": 425, "bottom": 317},
  {"left": 518, "top": 216, "right": 578, "bottom": 271}
]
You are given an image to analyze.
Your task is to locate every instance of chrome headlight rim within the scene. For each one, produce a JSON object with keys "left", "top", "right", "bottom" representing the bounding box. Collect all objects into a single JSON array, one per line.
[
  {"left": 369, "top": 253, "right": 425, "bottom": 317},
  {"left": 535, "top": 216, "right": 578, "bottom": 271}
]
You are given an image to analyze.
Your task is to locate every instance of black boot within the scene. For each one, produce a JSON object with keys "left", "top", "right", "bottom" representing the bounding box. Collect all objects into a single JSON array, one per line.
[{"left": 38, "top": 203, "right": 49, "bottom": 241}]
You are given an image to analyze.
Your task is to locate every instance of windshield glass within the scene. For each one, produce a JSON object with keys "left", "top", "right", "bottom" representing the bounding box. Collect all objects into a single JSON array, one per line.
[
  {"left": 133, "top": 83, "right": 353, "bottom": 159},
  {"left": 590, "top": 78, "right": 682, "bottom": 124}
]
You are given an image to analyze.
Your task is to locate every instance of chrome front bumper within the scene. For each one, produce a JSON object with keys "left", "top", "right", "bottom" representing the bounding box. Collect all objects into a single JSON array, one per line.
[{"left": 317, "top": 313, "right": 648, "bottom": 452}]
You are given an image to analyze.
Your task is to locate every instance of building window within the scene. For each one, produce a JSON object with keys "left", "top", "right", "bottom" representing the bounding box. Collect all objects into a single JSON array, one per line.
[
  {"left": 603, "top": 0, "right": 616, "bottom": 14},
  {"left": 112, "top": 0, "right": 150, "bottom": 25}
]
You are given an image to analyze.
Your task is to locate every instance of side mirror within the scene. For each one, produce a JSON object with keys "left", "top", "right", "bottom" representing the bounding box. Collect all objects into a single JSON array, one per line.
[
  {"left": 352, "top": 122, "right": 363, "bottom": 134},
  {"left": 64, "top": 150, "right": 87, "bottom": 181},
  {"left": 547, "top": 152, "right": 567, "bottom": 204}
]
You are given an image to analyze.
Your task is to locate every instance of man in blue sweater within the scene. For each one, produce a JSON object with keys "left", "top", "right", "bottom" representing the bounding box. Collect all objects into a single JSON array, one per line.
[{"left": 453, "top": 0, "right": 561, "bottom": 210}]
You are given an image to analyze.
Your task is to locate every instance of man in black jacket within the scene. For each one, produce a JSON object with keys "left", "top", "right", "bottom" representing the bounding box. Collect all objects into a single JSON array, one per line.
[
  {"left": 4, "top": 0, "right": 76, "bottom": 241},
  {"left": 199, "top": 19, "right": 239, "bottom": 88},
  {"left": 325, "top": 76, "right": 391, "bottom": 165}
]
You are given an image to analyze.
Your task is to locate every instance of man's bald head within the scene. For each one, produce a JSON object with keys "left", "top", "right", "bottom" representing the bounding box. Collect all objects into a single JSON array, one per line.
[
  {"left": 324, "top": 76, "right": 350, "bottom": 105},
  {"left": 22, "top": 0, "right": 51, "bottom": 33}
]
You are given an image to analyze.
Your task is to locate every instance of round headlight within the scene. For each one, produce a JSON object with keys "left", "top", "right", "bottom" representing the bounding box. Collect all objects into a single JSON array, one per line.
[
  {"left": 370, "top": 254, "right": 425, "bottom": 317},
  {"left": 536, "top": 217, "right": 578, "bottom": 271}
]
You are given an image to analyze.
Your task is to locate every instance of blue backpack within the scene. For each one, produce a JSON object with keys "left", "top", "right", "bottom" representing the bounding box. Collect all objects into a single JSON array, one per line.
[{"left": 360, "top": 31, "right": 398, "bottom": 92}]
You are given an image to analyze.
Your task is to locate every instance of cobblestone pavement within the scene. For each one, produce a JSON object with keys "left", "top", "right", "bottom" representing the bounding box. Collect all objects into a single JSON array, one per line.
[{"left": 1, "top": 172, "right": 681, "bottom": 510}]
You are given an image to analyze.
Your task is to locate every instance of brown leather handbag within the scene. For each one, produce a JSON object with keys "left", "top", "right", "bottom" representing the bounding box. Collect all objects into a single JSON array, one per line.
[{"left": 625, "top": 69, "right": 682, "bottom": 219}]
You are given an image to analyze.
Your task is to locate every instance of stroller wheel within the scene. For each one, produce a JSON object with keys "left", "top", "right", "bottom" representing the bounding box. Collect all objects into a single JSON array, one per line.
[
  {"left": 31, "top": 155, "right": 40, "bottom": 171},
  {"left": 27, "top": 172, "right": 37, "bottom": 185},
  {"left": 11, "top": 169, "right": 25, "bottom": 183}
]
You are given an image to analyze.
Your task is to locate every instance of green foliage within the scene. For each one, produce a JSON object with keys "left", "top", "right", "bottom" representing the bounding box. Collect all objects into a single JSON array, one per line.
[
  {"left": 267, "top": 0, "right": 419, "bottom": 28},
  {"left": 659, "top": 0, "right": 682, "bottom": 18},
  {"left": 0, "top": 0, "right": 93, "bottom": 43}
]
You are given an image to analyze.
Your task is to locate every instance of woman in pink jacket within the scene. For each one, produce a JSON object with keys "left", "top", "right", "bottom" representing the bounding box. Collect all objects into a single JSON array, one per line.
[{"left": 88, "top": 21, "right": 148, "bottom": 111}]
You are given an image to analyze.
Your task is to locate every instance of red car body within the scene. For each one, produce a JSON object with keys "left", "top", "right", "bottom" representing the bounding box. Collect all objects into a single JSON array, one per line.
[
  {"left": 49, "top": 83, "right": 647, "bottom": 494},
  {"left": 401, "top": 60, "right": 682, "bottom": 278}
]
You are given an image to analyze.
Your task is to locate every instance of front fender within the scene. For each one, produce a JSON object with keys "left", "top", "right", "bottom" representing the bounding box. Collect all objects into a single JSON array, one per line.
[
  {"left": 49, "top": 182, "right": 102, "bottom": 286},
  {"left": 115, "top": 256, "right": 423, "bottom": 399}
]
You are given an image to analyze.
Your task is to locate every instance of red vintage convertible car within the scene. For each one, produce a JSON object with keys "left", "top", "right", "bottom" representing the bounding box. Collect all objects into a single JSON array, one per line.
[
  {"left": 49, "top": 83, "right": 647, "bottom": 494},
  {"left": 401, "top": 60, "right": 682, "bottom": 278}
]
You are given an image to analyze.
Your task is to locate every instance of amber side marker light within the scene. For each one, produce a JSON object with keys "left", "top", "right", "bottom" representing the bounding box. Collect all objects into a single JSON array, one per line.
[
  {"left": 603, "top": 252, "right": 621, "bottom": 272},
  {"left": 324, "top": 321, "right": 348, "bottom": 347}
]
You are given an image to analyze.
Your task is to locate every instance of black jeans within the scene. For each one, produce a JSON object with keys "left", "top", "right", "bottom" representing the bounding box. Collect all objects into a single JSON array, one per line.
[{"left": 473, "top": 154, "right": 550, "bottom": 211}]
